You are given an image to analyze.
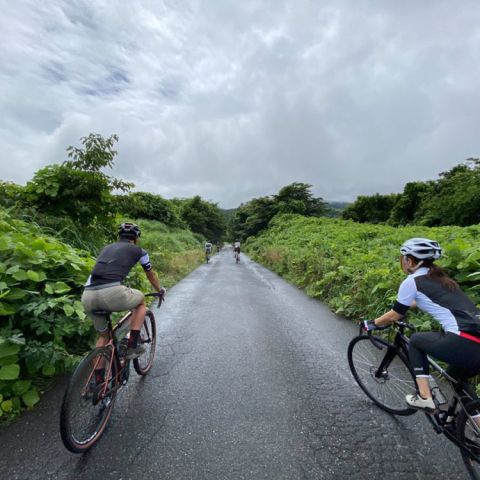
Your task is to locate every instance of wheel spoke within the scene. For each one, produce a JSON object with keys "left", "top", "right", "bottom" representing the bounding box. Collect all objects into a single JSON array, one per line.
[{"left": 349, "top": 336, "right": 416, "bottom": 414}]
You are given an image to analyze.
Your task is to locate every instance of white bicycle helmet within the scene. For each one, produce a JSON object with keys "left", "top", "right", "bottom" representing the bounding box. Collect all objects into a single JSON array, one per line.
[{"left": 400, "top": 238, "right": 442, "bottom": 260}]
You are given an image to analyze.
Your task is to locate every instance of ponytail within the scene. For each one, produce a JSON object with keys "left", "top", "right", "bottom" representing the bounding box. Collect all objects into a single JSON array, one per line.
[
  {"left": 406, "top": 256, "right": 458, "bottom": 291},
  {"left": 424, "top": 260, "right": 458, "bottom": 291}
]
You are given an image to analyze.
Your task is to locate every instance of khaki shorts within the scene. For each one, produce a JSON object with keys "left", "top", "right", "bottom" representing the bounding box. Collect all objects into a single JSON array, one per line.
[{"left": 81, "top": 285, "right": 144, "bottom": 333}]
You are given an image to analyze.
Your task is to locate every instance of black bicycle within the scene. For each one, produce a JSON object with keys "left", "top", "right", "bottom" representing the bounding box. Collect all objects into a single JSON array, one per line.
[
  {"left": 348, "top": 321, "right": 480, "bottom": 479},
  {"left": 60, "top": 292, "right": 164, "bottom": 453}
]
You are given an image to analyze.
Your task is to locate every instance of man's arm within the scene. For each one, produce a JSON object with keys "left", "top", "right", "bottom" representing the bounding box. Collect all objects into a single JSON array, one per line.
[{"left": 145, "top": 269, "right": 162, "bottom": 292}]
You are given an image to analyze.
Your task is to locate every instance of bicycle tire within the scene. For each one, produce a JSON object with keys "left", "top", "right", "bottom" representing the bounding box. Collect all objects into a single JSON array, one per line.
[
  {"left": 60, "top": 346, "right": 118, "bottom": 453},
  {"left": 348, "top": 335, "right": 417, "bottom": 416},
  {"left": 133, "top": 310, "right": 156, "bottom": 375},
  {"left": 457, "top": 400, "right": 480, "bottom": 479}
]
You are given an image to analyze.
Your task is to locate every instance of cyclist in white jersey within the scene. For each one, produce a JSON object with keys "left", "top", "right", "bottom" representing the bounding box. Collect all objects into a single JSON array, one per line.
[{"left": 363, "top": 238, "right": 480, "bottom": 411}]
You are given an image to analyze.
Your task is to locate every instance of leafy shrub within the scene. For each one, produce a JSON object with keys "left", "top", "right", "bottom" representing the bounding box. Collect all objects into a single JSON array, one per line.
[
  {"left": 0, "top": 209, "right": 94, "bottom": 418},
  {"left": 246, "top": 214, "right": 480, "bottom": 332}
]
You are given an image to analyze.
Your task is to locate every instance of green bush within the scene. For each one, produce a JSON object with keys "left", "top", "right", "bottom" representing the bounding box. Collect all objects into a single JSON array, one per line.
[
  {"left": 246, "top": 214, "right": 480, "bottom": 331},
  {"left": 0, "top": 209, "right": 94, "bottom": 418},
  {"left": 0, "top": 210, "right": 206, "bottom": 420}
]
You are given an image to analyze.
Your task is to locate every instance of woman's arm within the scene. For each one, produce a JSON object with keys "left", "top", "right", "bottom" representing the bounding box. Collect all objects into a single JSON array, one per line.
[{"left": 374, "top": 309, "right": 404, "bottom": 327}]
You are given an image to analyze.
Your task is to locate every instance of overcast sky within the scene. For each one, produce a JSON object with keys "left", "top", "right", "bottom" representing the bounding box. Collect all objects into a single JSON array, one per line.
[{"left": 1, "top": 1, "right": 480, "bottom": 208}]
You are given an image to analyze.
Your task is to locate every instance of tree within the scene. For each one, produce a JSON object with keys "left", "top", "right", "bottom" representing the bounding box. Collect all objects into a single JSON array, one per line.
[
  {"left": 113, "top": 192, "right": 183, "bottom": 226},
  {"left": 388, "top": 181, "right": 433, "bottom": 225},
  {"left": 342, "top": 193, "right": 400, "bottom": 223},
  {"left": 25, "top": 133, "right": 132, "bottom": 230},
  {"left": 275, "top": 182, "right": 328, "bottom": 216},
  {"left": 179, "top": 196, "right": 226, "bottom": 241},
  {"left": 229, "top": 183, "right": 328, "bottom": 241},
  {"left": 416, "top": 159, "right": 480, "bottom": 226},
  {"left": 229, "top": 196, "right": 277, "bottom": 240}
]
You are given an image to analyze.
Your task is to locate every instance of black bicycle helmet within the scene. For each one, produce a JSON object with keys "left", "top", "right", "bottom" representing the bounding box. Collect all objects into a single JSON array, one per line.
[{"left": 118, "top": 222, "right": 141, "bottom": 239}]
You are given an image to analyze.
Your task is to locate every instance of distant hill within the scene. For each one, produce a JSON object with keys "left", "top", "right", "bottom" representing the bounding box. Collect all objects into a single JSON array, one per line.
[{"left": 326, "top": 201, "right": 350, "bottom": 217}]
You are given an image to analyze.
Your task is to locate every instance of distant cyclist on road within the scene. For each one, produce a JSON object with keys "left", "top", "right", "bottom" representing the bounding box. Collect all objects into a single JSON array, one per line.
[
  {"left": 233, "top": 240, "right": 241, "bottom": 254},
  {"left": 233, "top": 240, "right": 241, "bottom": 263},
  {"left": 81, "top": 223, "right": 165, "bottom": 360},
  {"left": 205, "top": 241, "right": 213, "bottom": 262},
  {"left": 363, "top": 238, "right": 480, "bottom": 411}
]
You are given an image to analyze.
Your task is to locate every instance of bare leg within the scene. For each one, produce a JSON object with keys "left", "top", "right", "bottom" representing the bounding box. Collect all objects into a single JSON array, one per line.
[
  {"left": 416, "top": 377, "right": 432, "bottom": 399},
  {"left": 130, "top": 302, "right": 147, "bottom": 330}
]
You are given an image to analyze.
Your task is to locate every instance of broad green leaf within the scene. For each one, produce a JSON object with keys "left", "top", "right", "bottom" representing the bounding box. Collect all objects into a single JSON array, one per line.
[
  {"left": 52, "top": 281, "right": 71, "bottom": 294},
  {"left": 0, "top": 237, "right": 10, "bottom": 251},
  {"left": 63, "top": 304, "right": 75, "bottom": 317},
  {"left": 22, "top": 388, "right": 40, "bottom": 407},
  {"left": 1, "top": 399, "right": 13, "bottom": 412},
  {"left": 4, "top": 288, "right": 28, "bottom": 300},
  {"left": 12, "top": 380, "right": 31, "bottom": 396},
  {"left": 0, "top": 343, "right": 20, "bottom": 359},
  {"left": 41, "top": 364, "right": 55, "bottom": 376},
  {"left": 12, "top": 269, "right": 29, "bottom": 281},
  {"left": 0, "top": 302, "right": 15, "bottom": 315},
  {"left": 26, "top": 270, "right": 47, "bottom": 282},
  {"left": 45, "top": 283, "right": 54, "bottom": 294},
  {"left": 0, "top": 355, "right": 19, "bottom": 366},
  {"left": 0, "top": 364, "right": 20, "bottom": 380}
]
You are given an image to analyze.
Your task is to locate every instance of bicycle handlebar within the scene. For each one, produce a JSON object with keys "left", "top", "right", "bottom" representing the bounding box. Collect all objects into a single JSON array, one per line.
[
  {"left": 359, "top": 319, "right": 416, "bottom": 336},
  {"left": 145, "top": 292, "right": 165, "bottom": 308},
  {"left": 396, "top": 320, "right": 416, "bottom": 331}
]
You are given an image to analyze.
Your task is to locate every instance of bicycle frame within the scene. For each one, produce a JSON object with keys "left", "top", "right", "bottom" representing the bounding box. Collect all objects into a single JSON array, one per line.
[
  {"left": 83, "top": 311, "right": 133, "bottom": 402},
  {"left": 367, "top": 323, "right": 480, "bottom": 461}
]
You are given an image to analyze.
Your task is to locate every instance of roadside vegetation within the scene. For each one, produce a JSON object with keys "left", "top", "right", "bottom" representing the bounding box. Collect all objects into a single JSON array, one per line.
[
  {"left": 0, "top": 133, "right": 224, "bottom": 421},
  {"left": 342, "top": 158, "right": 480, "bottom": 226},
  {"left": 246, "top": 214, "right": 480, "bottom": 328}
]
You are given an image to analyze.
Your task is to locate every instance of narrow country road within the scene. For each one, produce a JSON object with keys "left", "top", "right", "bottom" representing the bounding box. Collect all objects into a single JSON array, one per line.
[{"left": 0, "top": 249, "right": 468, "bottom": 479}]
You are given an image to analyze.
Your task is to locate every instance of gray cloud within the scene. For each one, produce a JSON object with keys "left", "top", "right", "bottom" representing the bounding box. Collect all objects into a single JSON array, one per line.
[{"left": 1, "top": 0, "right": 480, "bottom": 207}]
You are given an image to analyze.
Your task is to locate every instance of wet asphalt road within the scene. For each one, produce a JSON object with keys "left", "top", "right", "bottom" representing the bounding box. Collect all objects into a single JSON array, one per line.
[{"left": 0, "top": 249, "right": 469, "bottom": 479}]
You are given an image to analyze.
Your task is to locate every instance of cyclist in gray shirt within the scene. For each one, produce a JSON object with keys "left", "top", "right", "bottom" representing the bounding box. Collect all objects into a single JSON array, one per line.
[{"left": 82, "top": 223, "right": 164, "bottom": 359}]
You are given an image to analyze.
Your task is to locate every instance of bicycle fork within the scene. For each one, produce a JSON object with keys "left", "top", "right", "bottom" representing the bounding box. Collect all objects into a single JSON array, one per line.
[{"left": 373, "top": 343, "right": 398, "bottom": 379}]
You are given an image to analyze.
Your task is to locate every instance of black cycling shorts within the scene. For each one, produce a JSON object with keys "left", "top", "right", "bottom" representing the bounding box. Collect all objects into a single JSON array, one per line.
[{"left": 408, "top": 331, "right": 480, "bottom": 379}]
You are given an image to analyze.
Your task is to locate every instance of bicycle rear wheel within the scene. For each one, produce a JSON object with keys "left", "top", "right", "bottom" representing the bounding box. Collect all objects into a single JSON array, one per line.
[
  {"left": 348, "top": 335, "right": 417, "bottom": 415},
  {"left": 60, "top": 346, "right": 118, "bottom": 453},
  {"left": 133, "top": 310, "right": 156, "bottom": 375},
  {"left": 457, "top": 400, "right": 480, "bottom": 479}
]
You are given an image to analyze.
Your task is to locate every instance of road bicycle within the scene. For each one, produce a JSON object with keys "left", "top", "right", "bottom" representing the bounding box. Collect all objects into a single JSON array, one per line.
[
  {"left": 348, "top": 321, "right": 480, "bottom": 479},
  {"left": 234, "top": 250, "right": 240, "bottom": 264},
  {"left": 205, "top": 250, "right": 211, "bottom": 264},
  {"left": 60, "top": 292, "right": 164, "bottom": 453}
]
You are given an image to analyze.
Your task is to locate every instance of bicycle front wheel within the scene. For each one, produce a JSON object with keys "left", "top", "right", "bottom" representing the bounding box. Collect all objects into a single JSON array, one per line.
[
  {"left": 457, "top": 400, "right": 480, "bottom": 479},
  {"left": 348, "top": 335, "right": 417, "bottom": 415},
  {"left": 60, "top": 346, "right": 118, "bottom": 453},
  {"left": 133, "top": 310, "right": 156, "bottom": 375}
]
